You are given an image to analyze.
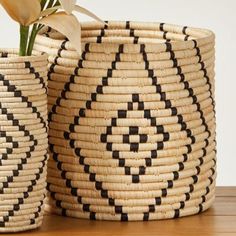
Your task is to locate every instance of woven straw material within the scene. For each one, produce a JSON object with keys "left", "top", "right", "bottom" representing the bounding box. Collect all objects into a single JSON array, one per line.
[
  {"left": 0, "top": 49, "right": 48, "bottom": 232},
  {"left": 46, "top": 176, "right": 215, "bottom": 204},
  {"left": 0, "top": 177, "right": 47, "bottom": 190},
  {"left": 0, "top": 137, "right": 48, "bottom": 149},
  {"left": 48, "top": 141, "right": 215, "bottom": 167},
  {"left": 48, "top": 168, "right": 216, "bottom": 191},
  {"left": 35, "top": 21, "right": 216, "bottom": 221},
  {"left": 0, "top": 124, "right": 46, "bottom": 133},
  {"left": 0, "top": 168, "right": 47, "bottom": 193},
  {"left": 0, "top": 216, "right": 43, "bottom": 233},
  {"left": 46, "top": 195, "right": 214, "bottom": 221},
  {"left": 47, "top": 144, "right": 216, "bottom": 171},
  {"left": 49, "top": 130, "right": 215, "bottom": 152},
  {"left": 0, "top": 149, "right": 47, "bottom": 160},
  {"left": 48, "top": 99, "right": 213, "bottom": 120},
  {"left": 0, "top": 195, "right": 45, "bottom": 214},
  {"left": 49, "top": 105, "right": 214, "bottom": 125},
  {"left": 48, "top": 82, "right": 213, "bottom": 103},
  {"left": 48, "top": 66, "right": 214, "bottom": 85},
  {"left": 0, "top": 154, "right": 47, "bottom": 167},
  {"left": 0, "top": 144, "right": 48, "bottom": 156},
  {"left": 0, "top": 172, "right": 46, "bottom": 186},
  {"left": 46, "top": 177, "right": 214, "bottom": 206},
  {"left": 0, "top": 159, "right": 47, "bottom": 171},
  {"left": 0, "top": 161, "right": 47, "bottom": 178},
  {"left": 0, "top": 188, "right": 46, "bottom": 202},
  {"left": 50, "top": 134, "right": 215, "bottom": 165},
  {"left": 46, "top": 178, "right": 215, "bottom": 210},
  {"left": 47, "top": 156, "right": 215, "bottom": 185},
  {"left": 49, "top": 121, "right": 215, "bottom": 145}
]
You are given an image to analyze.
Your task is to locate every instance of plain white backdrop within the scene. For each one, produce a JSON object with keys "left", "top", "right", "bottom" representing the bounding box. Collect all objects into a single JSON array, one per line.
[{"left": 0, "top": 0, "right": 235, "bottom": 186}]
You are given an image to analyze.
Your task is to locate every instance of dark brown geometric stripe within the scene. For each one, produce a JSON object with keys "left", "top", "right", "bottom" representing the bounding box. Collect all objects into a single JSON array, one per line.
[{"left": 48, "top": 39, "right": 76, "bottom": 123}]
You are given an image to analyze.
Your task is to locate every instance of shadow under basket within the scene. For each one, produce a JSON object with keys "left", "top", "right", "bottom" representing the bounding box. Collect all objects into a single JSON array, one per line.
[
  {"left": 35, "top": 21, "right": 216, "bottom": 221},
  {"left": 0, "top": 49, "right": 48, "bottom": 232}
]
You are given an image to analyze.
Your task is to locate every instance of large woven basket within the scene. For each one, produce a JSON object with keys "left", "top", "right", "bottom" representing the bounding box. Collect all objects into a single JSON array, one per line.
[
  {"left": 0, "top": 49, "right": 48, "bottom": 232},
  {"left": 35, "top": 21, "right": 216, "bottom": 221}
]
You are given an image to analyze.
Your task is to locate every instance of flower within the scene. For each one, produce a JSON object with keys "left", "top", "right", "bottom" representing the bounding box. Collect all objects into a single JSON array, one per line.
[
  {"left": 38, "top": 11, "right": 82, "bottom": 53},
  {"left": 59, "top": 0, "right": 104, "bottom": 24},
  {"left": 0, "top": 0, "right": 105, "bottom": 55},
  {"left": 59, "top": 0, "right": 77, "bottom": 14},
  {"left": 0, "top": 0, "right": 41, "bottom": 26},
  {"left": 37, "top": 0, "right": 105, "bottom": 54}
]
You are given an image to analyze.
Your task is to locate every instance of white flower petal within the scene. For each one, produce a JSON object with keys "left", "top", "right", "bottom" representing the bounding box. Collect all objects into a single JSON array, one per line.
[
  {"left": 40, "top": 6, "right": 60, "bottom": 17},
  {"left": 74, "top": 5, "right": 105, "bottom": 24},
  {"left": 59, "top": 0, "right": 76, "bottom": 14},
  {"left": 37, "top": 12, "right": 82, "bottom": 54},
  {"left": 0, "top": 0, "right": 41, "bottom": 26}
]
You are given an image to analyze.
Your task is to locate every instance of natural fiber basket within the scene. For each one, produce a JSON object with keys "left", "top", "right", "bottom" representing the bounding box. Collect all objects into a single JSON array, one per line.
[
  {"left": 35, "top": 21, "right": 216, "bottom": 221},
  {"left": 0, "top": 49, "right": 48, "bottom": 232}
]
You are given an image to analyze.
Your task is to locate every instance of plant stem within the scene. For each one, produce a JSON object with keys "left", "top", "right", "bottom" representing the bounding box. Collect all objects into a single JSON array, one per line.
[
  {"left": 19, "top": 25, "right": 29, "bottom": 56},
  {"left": 27, "top": 24, "right": 39, "bottom": 56},
  {"left": 23, "top": 0, "right": 60, "bottom": 56},
  {"left": 53, "top": 0, "right": 60, "bottom": 6},
  {"left": 46, "top": 0, "right": 55, "bottom": 9},
  {"left": 41, "top": 0, "right": 48, "bottom": 10}
]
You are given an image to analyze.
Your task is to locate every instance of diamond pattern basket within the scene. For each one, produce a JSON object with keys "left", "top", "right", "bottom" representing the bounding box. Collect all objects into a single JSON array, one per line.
[{"left": 35, "top": 21, "right": 216, "bottom": 221}]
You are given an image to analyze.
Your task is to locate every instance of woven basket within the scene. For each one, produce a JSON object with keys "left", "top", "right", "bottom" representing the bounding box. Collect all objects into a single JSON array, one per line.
[
  {"left": 35, "top": 21, "right": 216, "bottom": 221},
  {"left": 0, "top": 49, "right": 48, "bottom": 232}
]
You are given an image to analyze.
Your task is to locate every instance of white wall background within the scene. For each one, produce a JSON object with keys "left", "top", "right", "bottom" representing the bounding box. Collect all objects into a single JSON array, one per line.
[{"left": 0, "top": 0, "right": 235, "bottom": 186}]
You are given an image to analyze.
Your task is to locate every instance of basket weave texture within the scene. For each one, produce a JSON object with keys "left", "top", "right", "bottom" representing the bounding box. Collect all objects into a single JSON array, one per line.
[
  {"left": 35, "top": 21, "right": 216, "bottom": 221},
  {"left": 0, "top": 49, "right": 48, "bottom": 232}
]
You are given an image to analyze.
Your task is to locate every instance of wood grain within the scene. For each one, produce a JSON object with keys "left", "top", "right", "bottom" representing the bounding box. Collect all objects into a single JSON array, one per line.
[{"left": 6, "top": 187, "right": 236, "bottom": 236}]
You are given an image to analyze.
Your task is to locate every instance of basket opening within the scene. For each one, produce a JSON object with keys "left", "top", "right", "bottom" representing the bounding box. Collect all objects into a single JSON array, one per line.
[{"left": 40, "top": 21, "right": 213, "bottom": 46}]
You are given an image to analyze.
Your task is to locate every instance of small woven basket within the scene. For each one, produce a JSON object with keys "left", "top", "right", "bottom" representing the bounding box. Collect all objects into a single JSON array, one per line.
[
  {"left": 35, "top": 21, "right": 216, "bottom": 221},
  {"left": 0, "top": 49, "right": 48, "bottom": 232}
]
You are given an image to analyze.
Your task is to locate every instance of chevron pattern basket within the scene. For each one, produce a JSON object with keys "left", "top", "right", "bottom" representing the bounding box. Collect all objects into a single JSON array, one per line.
[
  {"left": 0, "top": 49, "right": 48, "bottom": 232},
  {"left": 35, "top": 21, "right": 216, "bottom": 221}
]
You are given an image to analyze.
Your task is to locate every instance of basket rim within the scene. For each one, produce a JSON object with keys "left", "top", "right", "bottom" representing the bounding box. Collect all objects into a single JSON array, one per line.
[
  {"left": 37, "top": 21, "right": 215, "bottom": 53},
  {"left": 0, "top": 49, "right": 47, "bottom": 64}
]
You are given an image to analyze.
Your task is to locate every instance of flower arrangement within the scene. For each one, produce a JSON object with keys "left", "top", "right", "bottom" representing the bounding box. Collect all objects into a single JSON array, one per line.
[{"left": 0, "top": 0, "right": 104, "bottom": 56}]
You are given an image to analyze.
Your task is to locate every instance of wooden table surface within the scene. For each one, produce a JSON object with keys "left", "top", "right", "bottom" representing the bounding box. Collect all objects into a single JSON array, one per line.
[{"left": 13, "top": 187, "right": 236, "bottom": 236}]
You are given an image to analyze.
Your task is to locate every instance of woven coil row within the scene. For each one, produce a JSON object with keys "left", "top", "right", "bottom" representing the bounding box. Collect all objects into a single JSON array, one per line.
[
  {"left": 0, "top": 49, "right": 48, "bottom": 232},
  {"left": 35, "top": 21, "right": 216, "bottom": 221}
]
